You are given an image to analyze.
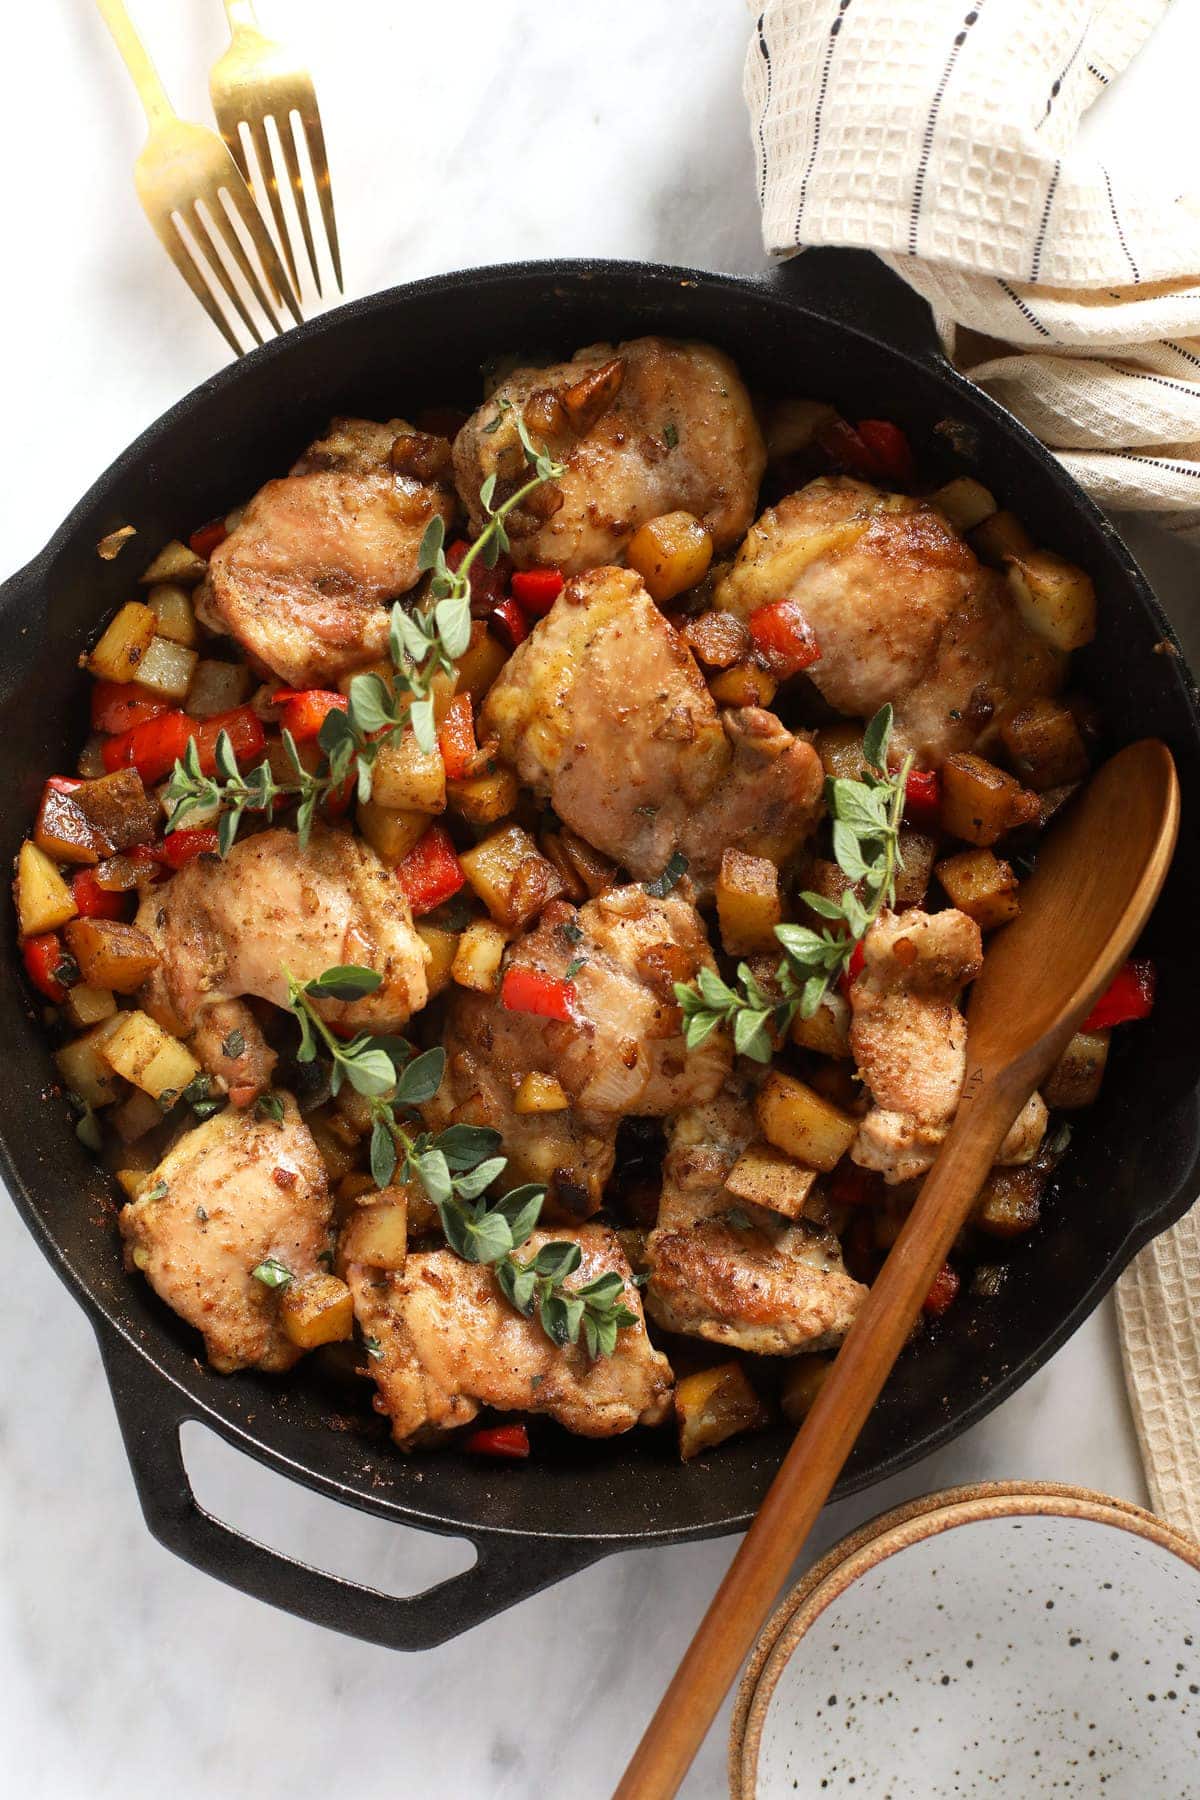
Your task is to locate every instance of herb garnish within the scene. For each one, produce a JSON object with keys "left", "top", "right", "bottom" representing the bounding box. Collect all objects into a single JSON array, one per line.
[
  {"left": 644, "top": 851, "right": 689, "bottom": 898},
  {"left": 252, "top": 1257, "right": 294, "bottom": 1290},
  {"left": 221, "top": 1028, "right": 246, "bottom": 1060},
  {"left": 144, "top": 1180, "right": 169, "bottom": 1203},
  {"left": 675, "top": 706, "right": 913, "bottom": 1063}
]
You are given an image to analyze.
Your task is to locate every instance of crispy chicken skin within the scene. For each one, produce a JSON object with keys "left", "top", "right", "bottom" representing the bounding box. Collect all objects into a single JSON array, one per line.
[
  {"left": 716, "top": 477, "right": 1065, "bottom": 761},
  {"left": 198, "top": 417, "right": 455, "bottom": 688},
  {"left": 481, "top": 566, "right": 823, "bottom": 895},
  {"left": 453, "top": 337, "right": 765, "bottom": 571},
  {"left": 646, "top": 1081, "right": 867, "bottom": 1355},
  {"left": 348, "top": 1227, "right": 673, "bottom": 1445},
  {"left": 137, "top": 822, "right": 429, "bottom": 1042},
  {"left": 119, "top": 1094, "right": 331, "bottom": 1373}
]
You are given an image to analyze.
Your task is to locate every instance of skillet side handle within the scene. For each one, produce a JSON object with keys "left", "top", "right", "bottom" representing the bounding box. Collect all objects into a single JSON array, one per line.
[
  {"left": 760, "top": 247, "right": 944, "bottom": 366},
  {"left": 96, "top": 1327, "right": 607, "bottom": 1651}
]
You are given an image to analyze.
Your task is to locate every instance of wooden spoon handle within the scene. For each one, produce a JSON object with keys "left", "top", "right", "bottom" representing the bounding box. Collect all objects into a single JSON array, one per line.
[{"left": 614, "top": 1075, "right": 1026, "bottom": 1800}]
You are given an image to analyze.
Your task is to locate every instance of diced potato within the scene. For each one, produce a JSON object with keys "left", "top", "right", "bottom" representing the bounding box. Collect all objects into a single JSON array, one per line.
[
  {"left": 931, "top": 476, "right": 997, "bottom": 534},
  {"left": 140, "top": 539, "right": 208, "bottom": 587},
  {"left": 356, "top": 798, "right": 429, "bottom": 865},
  {"left": 973, "top": 1164, "right": 1043, "bottom": 1237},
  {"left": 935, "top": 847, "right": 1020, "bottom": 930},
  {"left": 55, "top": 1013, "right": 127, "bottom": 1108},
  {"left": 333, "top": 1086, "right": 375, "bottom": 1138},
  {"left": 707, "top": 661, "right": 778, "bottom": 708},
  {"left": 280, "top": 1274, "right": 355, "bottom": 1349},
  {"left": 513, "top": 1072, "right": 570, "bottom": 1114},
  {"left": 64, "top": 985, "right": 117, "bottom": 1029},
  {"left": 716, "top": 850, "right": 782, "bottom": 956},
  {"left": 446, "top": 766, "right": 519, "bottom": 826},
  {"left": 455, "top": 620, "right": 510, "bottom": 704},
  {"left": 185, "top": 659, "right": 253, "bottom": 718},
  {"left": 780, "top": 1355, "right": 833, "bottom": 1426},
  {"left": 791, "top": 992, "right": 851, "bottom": 1059},
  {"left": 894, "top": 828, "right": 937, "bottom": 910},
  {"left": 307, "top": 1109, "right": 360, "bottom": 1184},
  {"left": 371, "top": 732, "right": 446, "bottom": 813},
  {"left": 75, "top": 769, "right": 159, "bottom": 852},
  {"left": 1043, "top": 1028, "right": 1110, "bottom": 1110},
  {"left": 133, "top": 635, "right": 199, "bottom": 701},
  {"left": 111, "top": 1085, "right": 167, "bottom": 1145},
  {"left": 64, "top": 918, "right": 158, "bottom": 993},
  {"left": 452, "top": 918, "right": 509, "bottom": 993},
  {"left": 675, "top": 1361, "right": 771, "bottom": 1461},
  {"left": 77, "top": 736, "right": 108, "bottom": 780},
  {"left": 940, "top": 753, "right": 1039, "bottom": 846},
  {"left": 765, "top": 398, "right": 837, "bottom": 459},
  {"left": 725, "top": 1142, "right": 818, "bottom": 1220},
  {"left": 426, "top": 667, "right": 459, "bottom": 728},
  {"left": 101, "top": 1009, "right": 200, "bottom": 1104},
  {"left": 625, "top": 511, "right": 713, "bottom": 603},
  {"left": 538, "top": 831, "right": 588, "bottom": 902},
  {"left": 683, "top": 611, "right": 750, "bottom": 670},
  {"left": 335, "top": 1171, "right": 378, "bottom": 1210},
  {"left": 557, "top": 828, "right": 617, "bottom": 898},
  {"left": 997, "top": 697, "right": 1089, "bottom": 791},
  {"left": 145, "top": 583, "right": 199, "bottom": 648},
  {"left": 339, "top": 1191, "right": 409, "bottom": 1270},
  {"left": 814, "top": 722, "right": 869, "bottom": 782},
  {"left": 15, "top": 840, "right": 78, "bottom": 935},
  {"left": 970, "top": 508, "right": 1034, "bottom": 565},
  {"left": 1007, "top": 551, "right": 1097, "bottom": 652},
  {"left": 86, "top": 601, "right": 157, "bottom": 683},
  {"left": 755, "top": 1071, "right": 858, "bottom": 1171},
  {"left": 416, "top": 922, "right": 459, "bottom": 997},
  {"left": 459, "top": 824, "right": 566, "bottom": 928}
]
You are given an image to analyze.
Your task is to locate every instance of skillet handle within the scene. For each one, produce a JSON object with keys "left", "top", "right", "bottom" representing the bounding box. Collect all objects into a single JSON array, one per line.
[
  {"left": 759, "top": 247, "right": 945, "bottom": 366},
  {"left": 96, "top": 1327, "right": 607, "bottom": 1651}
]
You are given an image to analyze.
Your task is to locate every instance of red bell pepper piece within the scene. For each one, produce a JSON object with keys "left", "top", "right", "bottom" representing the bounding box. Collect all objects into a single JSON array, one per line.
[
  {"left": 815, "top": 417, "right": 880, "bottom": 480},
  {"left": 272, "top": 688, "right": 348, "bottom": 742},
  {"left": 510, "top": 567, "right": 564, "bottom": 616},
  {"left": 747, "top": 598, "right": 821, "bottom": 677},
  {"left": 194, "top": 707, "right": 266, "bottom": 773},
  {"left": 71, "top": 868, "right": 129, "bottom": 919},
  {"left": 446, "top": 539, "right": 511, "bottom": 611},
  {"left": 395, "top": 825, "right": 466, "bottom": 916},
  {"left": 188, "top": 518, "right": 229, "bottom": 558},
  {"left": 904, "top": 768, "right": 942, "bottom": 830},
  {"left": 160, "top": 827, "right": 220, "bottom": 869},
  {"left": 46, "top": 776, "right": 83, "bottom": 794},
  {"left": 464, "top": 1423, "right": 530, "bottom": 1460},
  {"left": 500, "top": 964, "right": 578, "bottom": 1024},
  {"left": 101, "top": 705, "right": 265, "bottom": 785},
  {"left": 1081, "top": 957, "right": 1156, "bottom": 1031},
  {"left": 437, "top": 693, "right": 477, "bottom": 780},
  {"left": 23, "top": 933, "right": 75, "bottom": 1003},
  {"left": 322, "top": 773, "right": 355, "bottom": 821},
  {"left": 837, "top": 938, "right": 867, "bottom": 999},
  {"left": 90, "top": 681, "right": 171, "bottom": 735},
  {"left": 855, "top": 418, "right": 917, "bottom": 488},
  {"left": 923, "top": 1262, "right": 961, "bottom": 1319},
  {"left": 489, "top": 596, "right": 530, "bottom": 652}
]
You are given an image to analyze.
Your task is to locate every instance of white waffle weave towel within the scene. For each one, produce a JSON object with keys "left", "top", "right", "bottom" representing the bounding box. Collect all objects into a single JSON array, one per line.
[{"left": 744, "top": 0, "right": 1200, "bottom": 538}]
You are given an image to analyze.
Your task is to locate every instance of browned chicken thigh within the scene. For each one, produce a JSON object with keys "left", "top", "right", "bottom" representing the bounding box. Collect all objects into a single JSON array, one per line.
[
  {"left": 348, "top": 1227, "right": 673, "bottom": 1445},
  {"left": 716, "top": 477, "right": 1065, "bottom": 761},
  {"left": 198, "top": 417, "right": 455, "bottom": 688},
  {"left": 453, "top": 337, "right": 765, "bottom": 571},
  {"left": 119, "top": 1094, "right": 331, "bottom": 1372},
  {"left": 481, "top": 566, "right": 824, "bottom": 895}
]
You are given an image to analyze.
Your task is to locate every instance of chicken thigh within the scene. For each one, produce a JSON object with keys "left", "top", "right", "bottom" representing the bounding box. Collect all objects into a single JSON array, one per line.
[
  {"left": 199, "top": 417, "right": 455, "bottom": 688},
  {"left": 716, "top": 477, "right": 1065, "bottom": 761},
  {"left": 453, "top": 337, "right": 765, "bottom": 572}
]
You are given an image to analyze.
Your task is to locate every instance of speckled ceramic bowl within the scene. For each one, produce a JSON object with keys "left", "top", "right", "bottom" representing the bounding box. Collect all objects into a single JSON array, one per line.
[{"left": 730, "top": 1483, "right": 1200, "bottom": 1798}]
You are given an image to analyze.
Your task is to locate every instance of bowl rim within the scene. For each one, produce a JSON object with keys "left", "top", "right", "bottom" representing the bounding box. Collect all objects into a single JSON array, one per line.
[{"left": 729, "top": 1479, "right": 1200, "bottom": 1798}]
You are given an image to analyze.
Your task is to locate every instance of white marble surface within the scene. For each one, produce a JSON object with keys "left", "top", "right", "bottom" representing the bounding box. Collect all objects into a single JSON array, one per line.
[{"left": 3, "top": 4, "right": 1199, "bottom": 1796}]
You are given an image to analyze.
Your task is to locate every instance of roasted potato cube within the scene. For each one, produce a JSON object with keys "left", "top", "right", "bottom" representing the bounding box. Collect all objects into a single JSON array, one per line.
[
  {"left": 459, "top": 824, "right": 566, "bottom": 928},
  {"left": 116, "top": 1169, "right": 153, "bottom": 1201},
  {"left": 185, "top": 659, "right": 253, "bottom": 718},
  {"left": 34, "top": 784, "right": 103, "bottom": 865},
  {"left": 145, "top": 582, "right": 199, "bottom": 648},
  {"left": 64, "top": 985, "right": 117, "bottom": 1029},
  {"left": 55, "top": 1015, "right": 126, "bottom": 1109},
  {"left": 814, "top": 722, "right": 870, "bottom": 782},
  {"left": 111, "top": 1085, "right": 167, "bottom": 1145},
  {"left": 997, "top": 697, "right": 1089, "bottom": 791},
  {"left": 446, "top": 766, "right": 519, "bottom": 826},
  {"left": 454, "top": 620, "right": 510, "bottom": 704},
  {"left": 973, "top": 1164, "right": 1044, "bottom": 1237},
  {"left": 894, "top": 828, "right": 937, "bottom": 910},
  {"left": 339, "top": 1191, "right": 409, "bottom": 1270},
  {"left": 716, "top": 850, "right": 782, "bottom": 956},
  {"left": 280, "top": 1274, "right": 355, "bottom": 1349},
  {"left": 780, "top": 1355, "right": 833, "bottom": 1426},
  {"left": 725, "top": 1142, "right": 818, "bottom": 1220},
  {"left": 683, "top": 610, "right": 750, "bottom": 670},
  {"left": 140, "top": 539, "right": 209, "bottom": 587},
  {"left": 707, "top": 661, "right": 778, "bottom": 708},
  {"left": 790, "top": 993, "right": 852, "bottom": 1059},
  {"left": 756, "top": 1071, "right": 858, "bottom": 1171},
  {"left": 538, "top": 830, "right": 588, "bottom": 902},
  {"left": 556, "top": 828, "right": 617, "bottom": 897},
  {"left": 86, "top": 601, "right": 157, "bottom": 683},
  {"left": 931, "top": 477, "right": 997, "bottom": 534},
  {"left": 940, "top": 753, "right": 1039, "bottom": 846},
  {"left": 969, "top": 508, "right": 1034, "bottom": 565},
  {"left": 1007, "top": 551, "right": 1096, "bottom": 652},
  {"left": 15, "top": 840, "right": 78, "bottom": 935},
  {"left": 64, "top": 918, "right": 158, "bottom": 993},
  {"left": 513, "top": 1072, "right": 570, "bottom": 1114},
  {"left": 371, "top": 732, "right": 446, "bottom": 813},
  {"left": 765, "top": 398, "right": 837, "bottom": 459},
  {"left": 625, "top": 511, "right": 714, "bottom": 603},
  {"left": 101, "top": 1010, "right": 200, "bottom": 1103},
  {"left": 415, "top": 922, "right": 459, "bottom": 997},
  {"left": 306, "top": 1109, "right": 360, "bottom": 1184},
  {"left": 356, "top": 798, "right": 430, "bottom": 865},
  {"left": 134, "top": 635, "right": 199, "bottom": 701},
  {"left": 935, "top": 847, "right": 1020, "bottom": 930},
  {"left": 675, "top": 1361, "right": 771, "bottom": 1461},
  {"left": 74, "top": 769, "right": 159, "bottom": 852},
  {"left": 451, "top": 918, "right": 509, "bottom": 993},
  {"left": 1042, "top": 1028, "right": 1110, "bottom": 1110}
]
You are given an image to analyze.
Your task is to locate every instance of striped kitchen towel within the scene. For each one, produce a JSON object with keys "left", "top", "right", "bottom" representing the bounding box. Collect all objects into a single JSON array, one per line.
[{"left": 744, "top": 0, "right": 1200, "bottom": 538}]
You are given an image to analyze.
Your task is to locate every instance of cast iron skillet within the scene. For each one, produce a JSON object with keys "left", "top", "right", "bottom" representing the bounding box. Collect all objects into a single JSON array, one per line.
[{"left": 2, "top": 252, "right": 1198, "bottom": 1652}]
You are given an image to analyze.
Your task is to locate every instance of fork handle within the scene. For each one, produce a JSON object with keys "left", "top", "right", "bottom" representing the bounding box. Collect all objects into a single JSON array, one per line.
[{"left": 95, "top": 0, "right": 175, "bottom": 129}]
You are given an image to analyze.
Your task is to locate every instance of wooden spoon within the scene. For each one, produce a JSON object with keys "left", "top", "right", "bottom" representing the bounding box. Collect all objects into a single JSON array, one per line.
[{"left": 615, "top": 738, "right": 1179, "bottom": 1800}]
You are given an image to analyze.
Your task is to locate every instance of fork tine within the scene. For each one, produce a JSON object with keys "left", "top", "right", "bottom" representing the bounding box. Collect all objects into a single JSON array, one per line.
[
  {"left": 191, "top": 200, "right": 268, "bottom": 347},
  {"left": 219, "top": 109, "right": 303, "bottom": 306},
  {"left": 298, "top": 99, "right": 343, "bottom": 293},
  {"left": 220, "top": 171, "right": 304, "bottom": 327},
  {"left": 276, "top": 112, "right": 323, "bottom": 297},
  {"left": 148, "top": 212, "right": 246, "bottom": 357}
]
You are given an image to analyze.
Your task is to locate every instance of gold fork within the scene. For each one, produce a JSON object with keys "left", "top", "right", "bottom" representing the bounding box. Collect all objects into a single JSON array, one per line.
[
  {"left": 209, "top": 1, "right": 343, "bottom": 300},
  {"left": 96, "top": 0, "right": 301, "bottom": 356}
]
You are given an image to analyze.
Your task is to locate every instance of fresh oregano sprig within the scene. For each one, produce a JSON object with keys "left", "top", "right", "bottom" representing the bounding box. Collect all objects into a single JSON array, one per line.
[{"left": 675, "top": 705, "right": 914, "bottom": 1063}]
